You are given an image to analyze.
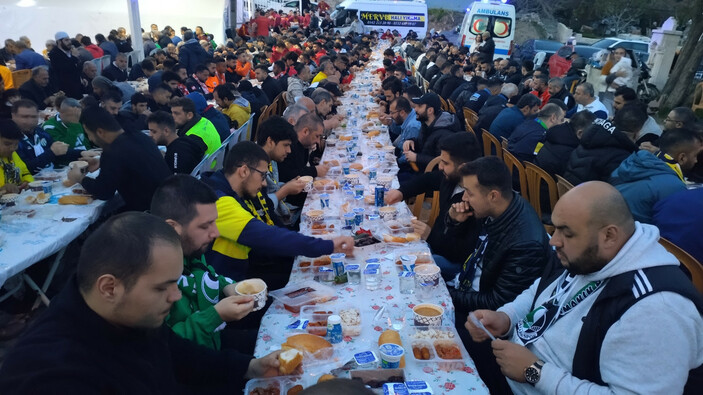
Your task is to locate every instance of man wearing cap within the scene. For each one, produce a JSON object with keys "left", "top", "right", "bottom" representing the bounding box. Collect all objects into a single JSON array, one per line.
[
  {"left": 401, "top": 93, "right": 461, "bottom": 180},
  {"left": 48, "top": 32, "right": 83, "bottom": 99}
]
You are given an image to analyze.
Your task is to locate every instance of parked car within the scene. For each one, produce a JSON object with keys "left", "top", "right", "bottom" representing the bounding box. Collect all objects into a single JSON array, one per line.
[
  {"left": 588, "top": 37, "right": 650, "bottom": 64},
  {"left": 511, "top": 39, "right": 564, "bottom": 64}
]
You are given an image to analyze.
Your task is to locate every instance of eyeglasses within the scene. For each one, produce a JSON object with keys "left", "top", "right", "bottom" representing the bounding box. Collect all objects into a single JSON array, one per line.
[
  {"left": 247, "top": 166, "right": 270, "bottom": 179},
  {"left": 664, "top": 117, "right": 680, "bottom": 124}
]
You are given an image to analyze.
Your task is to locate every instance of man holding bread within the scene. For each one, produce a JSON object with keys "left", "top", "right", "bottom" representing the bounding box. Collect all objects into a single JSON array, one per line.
[
  {"left": 0, "top": 212, "right": 294, "bottom": 392},
  {"left": 151, "top": 175, "right": 258, "bottom": 352}
]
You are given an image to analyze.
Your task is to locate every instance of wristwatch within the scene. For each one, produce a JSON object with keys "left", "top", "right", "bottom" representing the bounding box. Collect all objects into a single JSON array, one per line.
[{"left": 524, "top": 360, "right": 545, "bottom": 386}]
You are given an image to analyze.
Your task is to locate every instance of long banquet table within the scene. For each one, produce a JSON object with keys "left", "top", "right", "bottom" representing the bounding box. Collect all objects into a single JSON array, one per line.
[{"left": 252, "top": 43, "right": 488, "bottom": 395}]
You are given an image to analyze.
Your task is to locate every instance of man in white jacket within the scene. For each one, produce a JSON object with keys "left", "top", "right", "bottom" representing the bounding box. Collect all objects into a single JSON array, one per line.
[{"left": 465, "top": 181, "right": 703, "bottom": 394}]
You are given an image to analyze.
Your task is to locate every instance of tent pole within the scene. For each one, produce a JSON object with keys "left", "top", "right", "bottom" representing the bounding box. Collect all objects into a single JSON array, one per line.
[{"left": 126, "top": 0, "right": 145, "bottom": 62}]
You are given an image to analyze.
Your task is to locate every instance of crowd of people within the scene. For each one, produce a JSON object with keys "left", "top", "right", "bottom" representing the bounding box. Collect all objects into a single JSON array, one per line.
[{"left": 0, "top": 4, "right": 702, "bottom": 394}]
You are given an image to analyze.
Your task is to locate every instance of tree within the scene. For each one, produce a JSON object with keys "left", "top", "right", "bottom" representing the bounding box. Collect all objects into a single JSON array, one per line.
[
  {"left": 658, "top": 1, "right": 703, "bottom": 110},
  {"left": 601, "top": 4, "right": 642, "bottom": 35}
]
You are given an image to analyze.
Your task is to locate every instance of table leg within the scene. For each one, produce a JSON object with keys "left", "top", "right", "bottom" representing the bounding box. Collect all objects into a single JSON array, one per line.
[{"left": 24, "top": 247, "right": 66, "bottom": 309}]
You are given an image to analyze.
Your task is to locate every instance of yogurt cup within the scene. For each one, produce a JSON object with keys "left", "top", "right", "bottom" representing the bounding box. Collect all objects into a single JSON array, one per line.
[{"left": 379, "top": 343, "right": 405, "bottom": 369}]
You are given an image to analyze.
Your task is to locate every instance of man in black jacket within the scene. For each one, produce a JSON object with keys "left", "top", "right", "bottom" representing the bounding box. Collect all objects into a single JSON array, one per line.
[
  {"left": 0, "top": 212, "right": 290, "bottom": 393},
  {"left": 478, "top": 32, "right": 495, "bottom": 60},
  {"left": 535, "top": 110, "right": 596, "bottom": 177},
  {"left": 147, "top": 110, "right": 206, "bottom": 174},
  {"left": 178, "top": 30, "right": 212, "bottom": 75},
  {"left": 254, "top": 64, "right": 282, "bottom": 103},
  {"left": 450, "top": 156, "right": 555, "bottom": 394},
  {"left": 48, "top": 32, "right": 83, "bottom": 99},
  {"left": 548, "top": 77, "right": 576, "bottom": 113},
  {"left": 18, "top": 66, "right": 58, "bottom": 110},
  {"left": 400, "top": 93, "right": 460, "bottom": 181},
  {"left": 278, "top": 112, "right": 328, "bottom": 208},
  {"left": 508, "top": 103, "right": 564, "bottom": 163},
  {"left": 386, "top": 133, "right": 482, "bottom": 280},
  {"left": 101, "top": 53, "right": 129, "bottom": 82},
  {"left": 564, "top": 104, "right": 645, "bottom": 185},
  {"left": 67, "top": 106, "right": 171, "bottom": 212}
]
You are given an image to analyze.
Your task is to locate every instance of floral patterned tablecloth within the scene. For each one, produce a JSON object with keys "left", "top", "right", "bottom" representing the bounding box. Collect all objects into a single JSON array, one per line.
[{"left": 254, "top": 65, "right": 488, "bottom": 394}]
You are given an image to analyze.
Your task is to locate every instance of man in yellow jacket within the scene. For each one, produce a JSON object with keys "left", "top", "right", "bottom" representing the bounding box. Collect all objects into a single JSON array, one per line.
[{"left": 0, "top": 119, "right": 33, "bottom": 193}]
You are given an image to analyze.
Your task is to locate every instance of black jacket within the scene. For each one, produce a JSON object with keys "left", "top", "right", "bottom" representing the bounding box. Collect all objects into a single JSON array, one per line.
[
  {"left": 440, "top": 76, "right": 464, "bottom": 100},
  {"left": 101, "top": 63, "right": 128, "bottom": 82},
  {"left": 278, "top": 138, "right": 317, "bottom": 207},
  {"left": 508, "top": 118, "right": 548, "bottom": 162},
  {"left": 478, "top": 37, "right": 495, "bottom": 59},
  {"left": 80, "top": 131, "right": 171, "bottom": 211},
  {"left": 450, "top": 192, "right": 555, "bottom": 314},
  {"left": 564, "top": 121, "right": 637, "bottom": 185},
  {"left": 178, "top": 39, "right": 212, "bottom": 75},
  {"left": 550, "top": 87, "right": 576, "bottom": 112},
  {"left": 0, "top": 277, "right": 253, "bottom": 393},
  {"left": 261, "top": 76, "right": 283, "bottom": 103},
  {"left": 535, "top": 122, "right": 580, "bottom": 177},
  {"left": 48, "top": 47, "right": 83, "bottom": 99},
  {"left": 398, "top": 167, "right": 481, "bottom": 264},
  {"left": 474, "top": 102, "right": 507, "bottom": 141},
  {"left": 165, "top": 135, "right": 207, "bottom": 174},
  {"left": 423, "top": 64, "right": 440, "bottom": 82},
  {"left": 19, "top": 79, "right": 54, "bottom": 110},
  {"left": 116, "top": 110, "right": 147, "bottom": 134},
  {"left": 411, "top": 112, "right": 460, "bottom": 171}
]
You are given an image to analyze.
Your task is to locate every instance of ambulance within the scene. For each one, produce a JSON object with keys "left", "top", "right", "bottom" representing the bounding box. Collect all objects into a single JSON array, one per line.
[{"left": 458, "top": 0, "right": 516, "bottom": 60}]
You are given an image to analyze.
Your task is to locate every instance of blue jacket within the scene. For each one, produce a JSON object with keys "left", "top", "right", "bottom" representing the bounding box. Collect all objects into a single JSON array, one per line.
[
  {"left": 489, "top": 106, "right": 525, "bottom": 140},
  {"left": 392, "top": 109, "right": 421, "bottom": 164},
  {"left": 17, "top": 127, "right": 81, "bottom": 174},
  {"left": 187, "top": 92, "right": 231, "bottom": 142},
  {"left": 610, "top": 151, "right": 686, "bottom": 224},
  {"left": 178, "top": 39, "right": 212, "bottom": 75},
  {"left": 653, "top": 188, "right": 703, "bottom": 265},
  {"left": 203, "top": 171, "right": 333, "bottom": 281},
  {"left": 14, "top": 49, "right": 46, "bottom": 70},
  {"left": 508, "top": 118, "right": 547, "bottom": 162}
]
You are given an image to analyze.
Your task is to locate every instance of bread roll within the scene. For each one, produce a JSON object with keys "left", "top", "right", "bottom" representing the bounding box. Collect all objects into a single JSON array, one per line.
[
  {"left": 317, "top": 374, "right": 335, "bottom": 383},
  {"left": 278, "top": 349, "right": 303, "bottom": 375},
  {"left": 58, "top": 195, "right": 93, "bottom": 205},
  {"left": 281, "top": 334, "right": 332, "bottom": 359},
  {"left": 378, "top": 330, "right": 405, "bottom": 368}
]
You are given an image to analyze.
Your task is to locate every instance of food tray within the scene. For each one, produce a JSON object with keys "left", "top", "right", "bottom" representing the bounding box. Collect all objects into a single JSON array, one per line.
[
  {"left": 401, "top": 325, "right": 469, "bottom": 371},
  {"left": 244, "top": 375, "right": 305, "bottom": 395},
  {"left": 349, "top": 368, "right": 406, "bottom": 395},
  {"left": 299, "top": 304, "right": 362, "bottom": 337},
  {"left": 269, "top": 280, "right": 338, "bottom": 313}
]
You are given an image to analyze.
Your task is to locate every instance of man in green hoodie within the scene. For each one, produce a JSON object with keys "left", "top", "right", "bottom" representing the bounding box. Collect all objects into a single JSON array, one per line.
[{"left": 151, "top": 174, "right": 256, "bottom": 351}]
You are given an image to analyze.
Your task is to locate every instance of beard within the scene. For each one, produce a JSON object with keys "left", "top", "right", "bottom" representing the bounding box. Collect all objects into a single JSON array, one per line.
[
  {"left": 560, "top": 243, "right": 609, "bottom": 276},
  {"left": 417, "top": 109, "right": 428, "bottom": 123},
  {"left": 181, "top": 234, "right": 211, "bottom": 259}
]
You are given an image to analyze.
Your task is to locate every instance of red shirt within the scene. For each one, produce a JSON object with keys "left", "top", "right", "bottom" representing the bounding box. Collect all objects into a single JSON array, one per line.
[
  {"left": 318, "top": 1, "right": 330, "bottom": 12},
  {"left": 531, "top": 90, "right": 551, "bottom": 108},
  {"left": 302, "top": 14, "right": 311, "bottom": 28},
  {"left": 255, "top": 16, "right": 270, "bottom": 37}
]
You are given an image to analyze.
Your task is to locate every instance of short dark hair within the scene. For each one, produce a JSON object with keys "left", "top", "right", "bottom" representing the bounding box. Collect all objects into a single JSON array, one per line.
[
  {"left": 311, "top": 89, "right": 333, "bottom": 104},
  {"left": 161, "top": 70, "right": 181, "bottom": 83},
  {"left": 0, "top": 119, "right": 23, "bottom": 140},
  {"left": 150, "top": 174, "right": 218, "bottom": 225},
  {"left": 294, "top": 111, "right": 324, "bottom": 134},
  {"left": 146, "top": 110, "right": 176, "bottom": 131},
  {"left": 381, "top": 76, "right": 403, "bottom": 95},
  {"left": 101, "top": 89, "right": 123, "bottom": 104},
  {"left": 659, "top": 128, "right": 701, "bottom": 156},
  {"left": 131, "top": 92, "right": 148, "bottom": 105},
  {"left": 256, "top": 116, "right": 297, "bottom": 146},
  {"left": 194, "top": 64, "right": 209, "bottom": 74},
  {"left": 80, "top": 36, "right": 92, "bottom": 46},
  {"left": 614, "top": 86, "right": 637, "bottom": 102},
  {"left": 11, "top": 99, "right": 37, "bottom": 114},
  {"left": 404, "top": 84, "right": 422, "bottom": 99},
  {"left": 614, "top": 102, "right": 647, "bottom": 134},
  {"left": 669, "top": 107, "right": 697, "bottom": 129},
  {"left": 516, "top": 93, "right": 541, "bottom": 109},
  {"left": 391, "top": 96, "right": 411, "bottom": 114},
  {"left": 80, "top": 106, "right": 122, "bottom": 132},
  {"left": 76, "top": 212, "right": 181, "bottom": 293},
  {"left": 170, "top": 97, "right": 196, "bottom": 116},
  {"left": 214, "top": 84, "right": 235, "bottom": 101},
  {"left": 438, "top": 132, "right": 481, "bottom": 165},
  {"left": 570, "top": 110, "right": 597, "bottom": 133},
  {"left": 254, "top": 63, "right": 270, "bottom": 73},
  {"left": 141, "top": 59, "right": 156, "bottom": 72},
  {"left": 533, "top": 74, "right": 548, "bottom": 85},
  {"left": 149, "top": 82, "right": 172, "bottom": 94},
  {"left": 522, "top": 60, "right": 534, "bottom": 71},
  {"left": 223, "top": 141, "right": 270, "bottom": 176},
  {"left": 459, "top": 156, "right": 512, "bottom": 198}
]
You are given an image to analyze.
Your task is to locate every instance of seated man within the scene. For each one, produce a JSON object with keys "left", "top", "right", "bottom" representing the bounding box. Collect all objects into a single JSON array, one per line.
[
  {"left": 535, "top": 110, "right": 596, "bottom": 177},
  {"left": 13, "top": 99, "right": 81, "bottom": 173},
  {"left": 0, "top": 212, "right": 290, "bottom": 392},
  {"left": 564, "top": 104, "right": 644, "bottom": 185},
  {"left": 213, "top": 84, "right": 251, "bottom": 130},
  {"left": 148, "top": 83, "right": 173, "bottom": 113},
  {"left": 187, "top": 92, "right": 232, "bottom": 142},
  {"left": 612, "top": 86, "right": 662, "bottom": 142},
  {"left": 465, "top": 182, "right": 703, "bottom": 394},
  {"left": 489, "top": 93, "right": 541, "bottom": 141},
  {"left": 67, "top": 106, "right": 171, "bottom": 211},
  {"left": 42, "top": 97, "right": 91, "bottom": 151},
  {"left": 0, "top": 119, "right": 33, "bottom": 193},
  {"left": 610, "top": 128, "right": 701, "bottom": 223},
  {"left": 508, "top": 103, "right": 564, "bottom": 163},
  {"left": 311, "top": 89, "right": 341, "bottom": 131},
  {"left": 101, "top": 52, "right": 129, "bottom": 82},
  {"left": 386, "top": 133, "right": 482, "bottom": 280},
  {"left": 171, "top": 97, "right": 221, "bottom": 155},
  {"left": 278, "top": 112, "right": 330, "bottom": 208},
  {"left": 389, "top": 97, "right": 421, "bottom": 166},
  {"left": 19, "top": 66, "right": 58, "bottom": 110},
  {"left": 147, "top": 111, "right": 206, "bottom": 174},
  {"left": 255, "top": 64, "right": 282, "bottom": 104},
  {"left": 450, "top": 156, "right": 554, "bottom": 393},
  {"left": 653, "top": 187, "right": 703, "bottom": 265},
  {"left": 184, "top": 64, "right": 211, "bottom": 99},
  {"left": 116, "top": 92, "right": 149, "bottom": 134},
  {"left": 573, "top": 82, "right": 608, "bottom": 119},
  {"left": 547, "top": 77, "right": 576, "bottom": 114},
  {"left": 151, "top": 175, "right": 257, "bottom": 351},
  {"left": 255, "top": 116, "right": 306, "bottom": 224},
  {"left": 202, "top": 141, "right": 353, "bottom": 280}
]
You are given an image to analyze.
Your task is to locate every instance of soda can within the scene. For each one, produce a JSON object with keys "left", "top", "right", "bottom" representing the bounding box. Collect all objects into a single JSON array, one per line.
[
  {"left": 368, "top": 168, "right": 377, "bottom": 180},
  {"left": 320, "top": 193, "right": 330, "bottom": 208},
  {"left": 353, "top": 207, "right": 365, "bottom": 226},
  {"left": 375, "top": 185, "right": 385, "bottom": 207}
]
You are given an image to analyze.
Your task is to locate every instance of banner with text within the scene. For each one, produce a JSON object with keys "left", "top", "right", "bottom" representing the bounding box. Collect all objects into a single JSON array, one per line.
[{"left": 359, "top": 11, "right": 425, "bottom": 28}]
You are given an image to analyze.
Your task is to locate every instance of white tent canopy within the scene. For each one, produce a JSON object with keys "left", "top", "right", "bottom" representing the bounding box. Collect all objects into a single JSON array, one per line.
[{"left": 0, "top": 0, "right": 231, "bottom": 56}]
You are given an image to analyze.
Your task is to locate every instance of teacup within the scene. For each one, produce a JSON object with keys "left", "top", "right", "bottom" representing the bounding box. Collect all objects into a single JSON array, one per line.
[
  {"left": 234, "top": 278, "right": 268, "bottom": 311},
  {"left": 299, "top": 176, "right": 313, "bottom": 192},
  {"left": 413, "top": 303, "right": 444, "bottom": 326},
  {"left": 69, "top": 160, "right": 89, "bottom": 175}
]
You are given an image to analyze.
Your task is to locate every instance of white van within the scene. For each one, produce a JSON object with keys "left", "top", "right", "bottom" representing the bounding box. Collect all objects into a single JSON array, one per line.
[
  {"left": 330, "top": 0, "right": 428, "bottom": 37},
  {"left": 458, "top": 0, "right": 515, "bottom": 60}
]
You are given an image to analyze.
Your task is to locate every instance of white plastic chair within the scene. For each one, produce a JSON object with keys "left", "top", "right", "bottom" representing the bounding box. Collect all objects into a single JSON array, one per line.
[
  {"left": 190, "top": 143, "right": 227, "bottom": 179},
  {"left": 533, "top": 51, "right": 547, "bottom": 69}
]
